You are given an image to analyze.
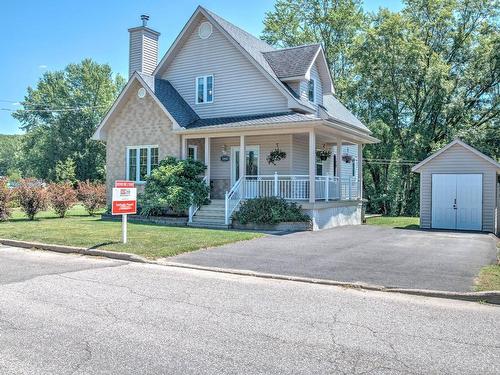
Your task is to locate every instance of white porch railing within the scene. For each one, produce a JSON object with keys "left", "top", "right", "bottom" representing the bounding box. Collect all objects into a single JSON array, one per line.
[
  {"left": 224, "top": 173, "right": 360, "bottom": 224},
  {"left": 225, "top": 176, "right": 244, "bottom": 225},
  {"left": 188, "top": 176, "right": 209, "bottom": 223}
]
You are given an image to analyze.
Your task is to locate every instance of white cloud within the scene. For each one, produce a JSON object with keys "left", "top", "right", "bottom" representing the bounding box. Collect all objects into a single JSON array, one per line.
[{"left": 38, "top": 65, "right": 47, "bottom": 69}]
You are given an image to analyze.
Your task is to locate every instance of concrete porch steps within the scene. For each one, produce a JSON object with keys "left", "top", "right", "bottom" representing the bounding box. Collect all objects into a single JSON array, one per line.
[{"left": 187, "top": 199, "right": 231, "bottom": 229}]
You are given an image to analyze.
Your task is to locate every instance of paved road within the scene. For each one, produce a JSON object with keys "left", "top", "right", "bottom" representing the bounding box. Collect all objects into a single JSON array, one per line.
[
  {"left": 0, "top": 245, "right": 499, "bottom": 374},
  {"left": 172, "top": 225, "right": 497, "bottom": 291}
]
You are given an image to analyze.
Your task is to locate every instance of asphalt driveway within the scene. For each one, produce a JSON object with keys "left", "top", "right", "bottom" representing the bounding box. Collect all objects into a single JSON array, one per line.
[{"left": 171, "top": 225, "right": 498, "bottom": 292}]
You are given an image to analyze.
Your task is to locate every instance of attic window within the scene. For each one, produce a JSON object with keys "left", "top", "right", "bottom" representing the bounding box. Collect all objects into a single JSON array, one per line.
[
  {"left": 199, "top": 22, "right": 213, "bottom": 39},
  {"left": 308, "top": 79, "right": 316, "bottom": 103}
]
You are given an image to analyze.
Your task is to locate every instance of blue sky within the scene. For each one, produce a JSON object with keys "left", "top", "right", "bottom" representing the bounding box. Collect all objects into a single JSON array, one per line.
[{"left": 0, "top": 0, "right": 403, "bottom": 134}]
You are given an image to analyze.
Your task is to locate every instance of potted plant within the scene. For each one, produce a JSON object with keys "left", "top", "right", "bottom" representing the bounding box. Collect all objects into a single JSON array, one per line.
[
  {"left": 316, "top": 144, "right": 332, "bottom": 161},
  {"left": 342, "top": 154, "right": 353, "bottom": 163},
  {"left": 266, "top": 143, "right": 287, "bottom": 165}
]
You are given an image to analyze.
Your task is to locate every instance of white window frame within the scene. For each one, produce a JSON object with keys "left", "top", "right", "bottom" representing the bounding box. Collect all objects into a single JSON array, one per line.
[
  {"left": 195, "top": 75, "right": 214, "bottom": 104},
  {"left": 187, "top": 145, "right": 198, "bottom": 160},
  {"left": 126, "top": 145, "right": 159, "bottom": 184},
  {"left": 308, "top": 78, "right": 316, "bottom": 103}
]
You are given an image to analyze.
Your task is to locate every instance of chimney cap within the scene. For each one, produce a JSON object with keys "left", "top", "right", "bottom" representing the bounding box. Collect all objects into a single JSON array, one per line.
[{"left": 140, "top": 14, "right": 149, "bottom": 27}]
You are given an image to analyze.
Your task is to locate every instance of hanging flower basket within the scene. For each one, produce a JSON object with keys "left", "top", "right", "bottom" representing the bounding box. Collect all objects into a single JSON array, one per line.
[
  {"left": 316, "top": 145, "right": 332, "bottom": 161},
  {"left": 266, "top": 144, "right": 287, "bottom": 165},
  {"left": 342, "top": 154, "right": 353, "bottom": 163}
]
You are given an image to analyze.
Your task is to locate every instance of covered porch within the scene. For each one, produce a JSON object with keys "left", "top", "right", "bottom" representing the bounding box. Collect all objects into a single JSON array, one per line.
[{"left": 180, "top": 121, "right": 376, "bottom": 227}]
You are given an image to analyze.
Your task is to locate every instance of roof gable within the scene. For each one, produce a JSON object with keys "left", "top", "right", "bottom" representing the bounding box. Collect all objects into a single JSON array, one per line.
[
  {"left": 92, "top": 73, "right": 191, "bottom": 140},
  {"left": 411, "top": 139, "right": 500, "bottom": 172},
  {"left": 154, "top": 6, "right": 314, "bottom": 113}
]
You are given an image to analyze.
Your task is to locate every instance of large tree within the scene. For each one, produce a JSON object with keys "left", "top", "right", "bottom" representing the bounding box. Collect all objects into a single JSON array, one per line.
[
  {"left": 263, "top": 0, "right": 499, "bottom": 215},
  {"left": 13, "top": 59, "right": 125, "bottom": 181},
  {"left": 0, "top": 134, "right": 23, "bottom": 177}
]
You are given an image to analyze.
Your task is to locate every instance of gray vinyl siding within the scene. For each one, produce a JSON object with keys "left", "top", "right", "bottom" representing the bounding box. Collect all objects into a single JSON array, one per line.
[
  {"left": 129, "top": 29, "right": 159, "bottom": 77},
  {"left": 288, "top": 62, "right": 323, "bottom": 107},
  {"left": 418, "top": 144, "right": 497, "bottom": 232},
  {"left": 291, "top": 134, "right": 309, "bottom": 175},
  {"left": 162, "top": 16, "right": 289, "bottom": 118},
  {"left": 209, "top": 135, "right": 293, "bottom": 180}
]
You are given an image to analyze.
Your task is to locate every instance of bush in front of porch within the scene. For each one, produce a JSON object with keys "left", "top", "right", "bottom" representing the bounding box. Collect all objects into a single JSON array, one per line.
[
  {"left": 233, "top": 197, "right": 310, "bottom": 225},
  {"left": 139, "top": 157, "right": 209, "bottom": 217}
]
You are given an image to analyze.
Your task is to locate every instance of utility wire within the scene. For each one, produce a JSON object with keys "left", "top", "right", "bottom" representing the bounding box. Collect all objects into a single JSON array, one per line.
[{"left": 0, "top": 105, "right": 108, "bottom": 113}]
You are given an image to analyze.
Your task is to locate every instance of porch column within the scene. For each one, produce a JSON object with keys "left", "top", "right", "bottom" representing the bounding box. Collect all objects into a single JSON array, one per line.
[
  {"left": 239, "top": 135, "right": 245, "bottom": 181},
  {"left": 336, "top": 139, "right": 343, "bottom": 199},
  {"left": 205, "top": 136, "right": 211, "bottom": 196},
  {"left": 181, "top": 135, "right": 187, "bottom": 160},
  {"left": 357, "top": 143, "right": 363, "bottom": 200},
  {"left": 308, "top": 129, "right": 316, "bottom": 203}
]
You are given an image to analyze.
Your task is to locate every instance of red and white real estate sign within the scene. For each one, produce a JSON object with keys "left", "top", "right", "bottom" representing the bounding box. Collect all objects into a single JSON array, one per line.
[{"left": 112, "top": 181, "right": 137, "bottom": 215}]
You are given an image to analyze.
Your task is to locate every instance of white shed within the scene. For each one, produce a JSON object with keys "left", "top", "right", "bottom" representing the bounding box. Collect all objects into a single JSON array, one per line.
[{"left": 412, "top": 139, "right": 500, "bottom": 234}]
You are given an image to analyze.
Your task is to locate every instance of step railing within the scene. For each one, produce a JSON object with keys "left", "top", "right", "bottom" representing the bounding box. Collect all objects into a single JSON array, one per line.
[
  {"left": 188, "top": 176, "right": 209, "bottom": 223},
  {"left": 224, "top": 176, "right": 244, "bottom": 225}
]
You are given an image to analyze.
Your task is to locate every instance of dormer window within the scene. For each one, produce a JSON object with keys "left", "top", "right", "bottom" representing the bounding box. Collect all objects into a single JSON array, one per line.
[
  {"left": 308, "top": 78, "right": 316, "bottom": 103},
  {"left": 196, "top": 75, "right": 214, "bottom": 104}
]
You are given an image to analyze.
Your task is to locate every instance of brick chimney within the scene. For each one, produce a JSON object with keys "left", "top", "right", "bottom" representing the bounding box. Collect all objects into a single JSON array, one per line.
[{"left": 128, "top": 15, "right": 160, "bottom": 78}]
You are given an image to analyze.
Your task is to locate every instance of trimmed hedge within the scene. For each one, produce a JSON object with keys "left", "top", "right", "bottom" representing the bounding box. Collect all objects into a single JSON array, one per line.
[{"left": 234, "top": 197, "right": 310, "bottom": 224}]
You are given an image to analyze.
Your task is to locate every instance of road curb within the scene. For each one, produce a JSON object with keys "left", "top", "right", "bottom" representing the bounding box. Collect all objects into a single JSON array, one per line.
[
  {"left": 0, "top": 238, "right": 152, "bottom": 264},
  {"left": 1, "top": 238, "right": 499, "bottom": 304}
]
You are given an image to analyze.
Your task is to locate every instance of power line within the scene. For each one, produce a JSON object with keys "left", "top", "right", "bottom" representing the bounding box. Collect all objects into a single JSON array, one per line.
[{"left": 0, "top": 105, "right": 108, "bottom": 113}]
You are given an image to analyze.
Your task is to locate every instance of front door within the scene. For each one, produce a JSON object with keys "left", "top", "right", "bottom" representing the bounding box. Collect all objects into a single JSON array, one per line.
[
  {"left": 431, "top": 174, "right": 482, "bottom": 231},
  {"left": 231, "top": 146, "right": 259, "bottom": 185}
]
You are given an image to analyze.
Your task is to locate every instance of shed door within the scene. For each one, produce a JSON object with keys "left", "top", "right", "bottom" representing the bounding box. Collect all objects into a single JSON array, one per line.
[{"left": 431, "top": 174, "right": 482, "bottom": 231}]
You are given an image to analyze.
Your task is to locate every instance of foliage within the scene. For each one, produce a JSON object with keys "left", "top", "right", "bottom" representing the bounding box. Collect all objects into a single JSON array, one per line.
[
  {"left": 0, "top": 177, "right": 13, "bottom": 221},
  {"left": 263, "top": 0, "right": 499, "bottom": 216},
  {"left": 234, "top": 197, "right": 310, "bottom": 224},
  {"left": 266, "top": 144, "right": 287, "bottom": 165},
  {"left": 475, "top": 264, "right": 500, "bottom": 291},
  {"left": 365, "top": 215, "right": 420, "bottom": 229},
  {"left": 55, "top": 157, "right": 77, "bottom": 185},
  {"left": 77, "top": 181, "right": 106, "bottom": 216},
  {"left": 0, "top": 134, "right": 23, "bottom": 178},
  {"left": 316, "top": 146, "right": 332, "bottom": 161},
  {"left": 12, "top": 59, "right": 125, "bottom": 182},
  {"left": 47, "top": 182, "right": 78, "bottom": 218},
  {"left": 15, "top": 178, "right": 48, "bottom": 220},
  {"left": 139, "top": 157, "right": 209, "bottom": 216}
]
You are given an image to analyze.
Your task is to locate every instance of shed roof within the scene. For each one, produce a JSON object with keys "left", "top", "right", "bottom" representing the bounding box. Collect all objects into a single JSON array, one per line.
[{"left": 411, "top": 139, "right": 500, "bottom": 173}]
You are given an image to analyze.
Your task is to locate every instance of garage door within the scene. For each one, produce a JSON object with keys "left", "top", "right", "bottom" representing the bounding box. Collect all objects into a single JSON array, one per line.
[{"left": 431, "top": 174, "right": 482, "bottom": 231}]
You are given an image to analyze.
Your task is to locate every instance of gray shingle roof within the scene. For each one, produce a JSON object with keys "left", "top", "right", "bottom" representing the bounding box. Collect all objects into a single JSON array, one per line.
[
  {"left": 138, "top": 73, "right": 200, "bottom": 127},
  {"left": 263, "top": 44, "right": 321, "bottom": 78},
  {"left": 321, "top": 95, "right": 371, "bottom": 133},
  {"left": 153, "top": 79, "right": 200, "bottom": 127},
  {"left": 185, "top": 112, "right": 320, "bottom": 130}
]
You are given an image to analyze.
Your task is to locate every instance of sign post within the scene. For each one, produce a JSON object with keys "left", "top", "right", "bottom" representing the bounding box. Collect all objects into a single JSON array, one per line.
[{"left": 112, "top": 181, "right": 137, "bottom": 244}]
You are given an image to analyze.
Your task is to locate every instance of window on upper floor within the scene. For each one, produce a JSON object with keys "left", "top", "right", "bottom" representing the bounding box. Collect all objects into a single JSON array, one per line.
[
  {"left": 196, "top": 75, "right": 214, "bottom": 104},
  {"left": 126, "top": 146, "right": 159, "bottom": 183},
  {"left": 308, "top": 78, "right": 316, "bottom": 103}
]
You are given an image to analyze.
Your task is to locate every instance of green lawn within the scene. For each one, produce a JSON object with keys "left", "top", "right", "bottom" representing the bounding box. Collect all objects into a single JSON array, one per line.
[
  {"left": 365, "top": 216, "right": 420, "bottom": 229},
  {"left": 475, "top": 265, "right": 500, "bottom": 292},
  {"left": 0, "top": 206, "right": 264, "bottom": 259}
]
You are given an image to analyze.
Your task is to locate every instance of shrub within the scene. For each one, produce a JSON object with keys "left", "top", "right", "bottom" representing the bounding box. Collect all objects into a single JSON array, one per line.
[
  {"left": 139, "top": 157, "right": 209, "bottom": 216},
  {"left": 15, "top": 179, "right": 48, "bottom": 220},
  {"left": 233, "top": 197, "right": 310, "bottom": 225},
  {"left": 47, "top": 182, "right": 77, "bottom": 218},
  {"left": 77, "top": 181, "right": 106, "bottom": 216},
  {"left": 0, "top": 177, "right": 13, "bottom": 221}
]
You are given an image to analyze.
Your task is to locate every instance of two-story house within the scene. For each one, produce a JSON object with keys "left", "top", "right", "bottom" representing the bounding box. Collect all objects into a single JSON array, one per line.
[{"left": 93, "top": 6, "right": 379, "bottom": 230}]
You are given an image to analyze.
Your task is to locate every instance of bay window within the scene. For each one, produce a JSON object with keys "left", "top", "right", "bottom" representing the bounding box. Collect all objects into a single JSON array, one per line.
[{"left": 126, "top": 146, "right": 159, "bottom": 183}]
